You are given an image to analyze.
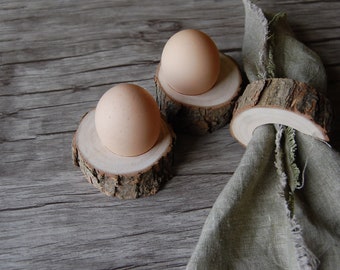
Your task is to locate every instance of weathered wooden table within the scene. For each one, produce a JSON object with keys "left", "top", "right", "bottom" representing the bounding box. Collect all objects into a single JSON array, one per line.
[{"left": 1, "top": 0, "right": 339, "bottom": 269}]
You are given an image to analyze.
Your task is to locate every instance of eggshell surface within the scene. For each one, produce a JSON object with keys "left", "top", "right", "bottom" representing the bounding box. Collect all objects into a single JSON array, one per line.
[
  {"left": 160, "top": 29, "right": 220, "bottom": 95},
  {"left": 95, "top": 84, "right": 161, "bottom": 157}
]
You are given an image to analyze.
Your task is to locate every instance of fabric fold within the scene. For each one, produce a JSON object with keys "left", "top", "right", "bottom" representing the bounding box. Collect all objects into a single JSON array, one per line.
[{"left": 187, "top": 125, "right": 302, "bottom": 270}]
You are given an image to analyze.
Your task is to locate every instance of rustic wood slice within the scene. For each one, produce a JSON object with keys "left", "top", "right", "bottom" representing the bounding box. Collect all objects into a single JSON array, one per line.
[
  {"left": 230, "top": 78, "right": 332, "bottom": 146},
  {"left": 155, "top": 53, "right": 242, "bottom": 135},
  {"left": 72, "top": 110, "right": 176, "bottom": 199}
]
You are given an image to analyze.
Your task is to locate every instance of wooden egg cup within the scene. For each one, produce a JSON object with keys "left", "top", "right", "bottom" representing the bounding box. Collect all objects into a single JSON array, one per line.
[
  {"left": 72, "top": 110, "right": 176, "bottom": 199},
  {"left": 155, "top": 53, "right": 242, "bottom": 135}
]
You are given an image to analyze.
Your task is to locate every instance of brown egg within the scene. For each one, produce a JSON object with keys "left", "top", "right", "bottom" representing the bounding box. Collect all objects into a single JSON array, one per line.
[
  {"left": 160, "top": 29, "right": 220, "bottom": 95},
  {"left": 95, "top": 84, "right": 161, "bottom": 157}
]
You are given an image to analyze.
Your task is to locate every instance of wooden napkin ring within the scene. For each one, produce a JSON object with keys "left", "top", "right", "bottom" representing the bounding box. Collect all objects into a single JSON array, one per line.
[{"left": 230, "top": 78, "right": 332, "bottom": 146}]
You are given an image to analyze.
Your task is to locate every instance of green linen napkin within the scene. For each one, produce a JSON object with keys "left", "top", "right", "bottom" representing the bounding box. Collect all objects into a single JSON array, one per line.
[{"left": 186, "top": 1, "right": 340, "bottom": 269}]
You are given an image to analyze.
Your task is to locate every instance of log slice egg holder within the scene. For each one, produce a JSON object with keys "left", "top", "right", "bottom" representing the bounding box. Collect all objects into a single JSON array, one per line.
[
  {"left": 72, "top": 84, "right": 176, "bottom": 200},
  {"left": 155, "top": 53, "right": 242, "bottom": 135}
]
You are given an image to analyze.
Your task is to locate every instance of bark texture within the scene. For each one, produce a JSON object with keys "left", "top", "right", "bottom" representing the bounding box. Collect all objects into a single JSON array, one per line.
[
  {"left": 232, "top": 78, "right": 332, "bottom": 140},
  {"left": 155, "top": 77, "right": 239, "bottom": 135}
]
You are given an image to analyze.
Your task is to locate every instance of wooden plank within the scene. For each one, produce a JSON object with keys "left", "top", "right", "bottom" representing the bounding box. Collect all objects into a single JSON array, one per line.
[{"left": 0, "top": 0, "right": 339, "bottom": 269}]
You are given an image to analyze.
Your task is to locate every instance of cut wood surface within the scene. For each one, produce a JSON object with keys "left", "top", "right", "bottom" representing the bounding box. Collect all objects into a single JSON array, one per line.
[{"left": 0, "top": 0, "right": 339, "bottom": 269}]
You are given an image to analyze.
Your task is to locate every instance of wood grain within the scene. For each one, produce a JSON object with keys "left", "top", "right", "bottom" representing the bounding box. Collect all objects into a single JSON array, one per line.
[{"left": 1, "top": 0, "right": 339, "bottom": 269}]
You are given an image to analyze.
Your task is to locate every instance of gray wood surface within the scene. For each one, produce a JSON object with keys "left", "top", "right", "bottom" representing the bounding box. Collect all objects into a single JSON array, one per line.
[{"left": 1, "top": 0, "right": 339, "bottom": 269}]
